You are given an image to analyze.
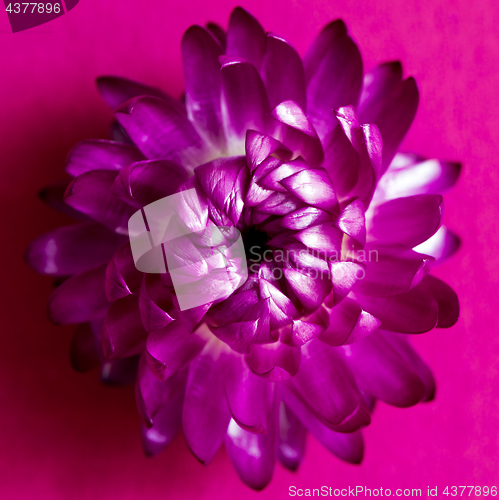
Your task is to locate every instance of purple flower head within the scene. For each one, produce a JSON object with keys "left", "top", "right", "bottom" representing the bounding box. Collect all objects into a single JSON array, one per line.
[{"left": 26, "top": 7, "right": 461, "bottom": 490}]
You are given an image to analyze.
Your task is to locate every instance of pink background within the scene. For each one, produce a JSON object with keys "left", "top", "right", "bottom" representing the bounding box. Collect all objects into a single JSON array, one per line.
[{"left": 1, "top": 0, "right": 498, "bottom": 498}]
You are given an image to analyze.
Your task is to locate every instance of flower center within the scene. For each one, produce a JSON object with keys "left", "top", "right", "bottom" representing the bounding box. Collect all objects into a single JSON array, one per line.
[{"left": 243, "top": 227, "right": 270, "bottom": 265}]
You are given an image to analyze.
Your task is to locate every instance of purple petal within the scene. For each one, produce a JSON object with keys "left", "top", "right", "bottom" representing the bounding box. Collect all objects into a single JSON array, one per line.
[
  {"left": 139, "top": 275, "right": 174, "bottom": 333},
  {"left": 112, "top": 159, "right": 189, "bottom": 208},
  {"left": 226, "top": 7, "right": 266, "bottom": 70},
  {"left": 337, "top": 198, "right": 366, "bottom": 246},
  {"left": 96, "top": 76, "right": 183, "bottom": 112},
  {"left": 281, "top": 206, "right": 331, "bottom": 231},
  {"left": 64, "top": 170, "right": 135, "bottom": 233},
  {"left": 25, "top": 222, "right": 126, "bottom": 277},
  {"left": 353, "top": 285, "right": 438, "bottom": 333},
  {"left": 195, "top": 156, "right": 249, "bottom": 226},
  {"left": 221, "top": 59, "right": 271, "bottom": 149},
  {"left": 145, "top": 321, "right": 206, "bottom": 382},
  {"left": 259, "top": 279, "right": 299, "bottom": 329},
  {"left": 368, "top": 194, "right": 443, "bottom": 248},
  {"left": 374, "top": 156, "right": 462, "bottom": 202},
  {"left": 65, "top": 140, "right": 144, "bottom": 177},
  {"left": 262, "top": 34, "right": 307, "bottom": 111},
  {"left": 283, "top": 267, "right": 332, "bottom": 312},
  {"left": 417, "top": 275, "right": 459, "bottom": 328},
  {"left": 304, "top": 20, "right": 363, "bottom": 139},
  {"left": 48, "top": 263, "right": 109, "bottom": 324},
  {"left": 206, "top": 288, "right": 260, "bottom": 326},
  {"left": 354, "top": 249, "right": 434, "bottom": 297},
  {"left": 245, "top": 341, "right": 301, "bottom": 382},
  {"left": 39, "top": 181, "right": 91, "bottom": 221},
  {"left": 413, "top": 226, "right": 461, "bottom": 264},
  {"left": 346, "top": 330, "right": 426, "bottom": 407},
  {"left": 182, "top": 347, "right": 231, "bottom": 464},
  {"left": 318, "top": 298, "right": 380, "bottom": 346},
  {"left": 105, "top": 243, "right": 143, "bottom": 302},
  {"left": 210, "top": 321, "right": 259, "bottom": 354},
  {"left": 295, "top": 222, "right": 343, "bottom": 256},
  {"left": 245, "top": 130, "right": 291, "bottom": 172},
  {"left": 206, "top": 22, "right": 226, "bottom": 50},
  {"left": 358, "top": 62, "right": 419, "bottom": 173},
  {"left": 224, "top": 354, "right": 274, "bottom": 433},
  {"left": 116, "top": 96, "right": 207, "bottom": 170},
  {"left": 102, "top": 295, "right": 148, "bottom": 359},
  {"left": 255, "top": 191, "right": 304, "bottom": 216},
  {"left": 225, "top": 418, "right": 276, "bottom": 491},
  {"left": 290, "top": 307, "right": 330, "bottom": 347},
  {"left": 327, "top": 261, "right": 365, "bottom": 306},
  {"left": 181, "top": 25, "right": 226, "bottom": 150},
  {"left": 278, "top": 403, "right": 307, "bottom": 471},
  {"left": 280, "top": 167, "right": 338, "bottom": 213},
  {"left": 135, "top": 355, "right": 187, "bottom": 427}
]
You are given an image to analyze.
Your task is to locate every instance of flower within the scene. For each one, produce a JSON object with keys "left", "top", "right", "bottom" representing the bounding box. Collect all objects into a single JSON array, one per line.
[{"left": 26, "top": 7, "right": 461, "bottom": 491}]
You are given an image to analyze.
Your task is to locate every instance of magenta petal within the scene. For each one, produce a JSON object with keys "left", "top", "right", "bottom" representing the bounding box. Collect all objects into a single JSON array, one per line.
[
  {"left": 100, "top": 356, "right": 139, "bottom": 385},
  {"left": 295, "top": 222, "right": 343, "bottom": 256},
  {"left": 290, "top": 307, "right": 330, "bottom": 347},
  {"left": 354, "top": 249, "right": 434, "bottom": 297},
  {"left": 25, "top": 222, "right": 126, "bottom": 277},
  {"left": 286, "top": 340, "right": 366, "bottom": 428},
  {"left": 225, "top": 419, "right": 276, "bottom": 491},
  {"left": 304, "top": 20, "right": 363, "bottom": 139},
  {"left": 38, "top": 181, "right": 91, "bottom": 221},
  {"left": 112, "top": 159, "right": 189, "bottom": 208},
  {"left": 206, "top": 22, "right": 226, "bottom": 50},
  {"left": 337, "top": 198, "right": 366, "bottom": 246},
  {"left": 281, "top": 206, "right": 331, "bottom": 231},
  {"left": 417, "top": 275, "right": 460, "bottom": 328},
  {"left": 64, "top": 170, "right": 136, "bottom": 233},
  {"left": 221, "top": 59, "right": 271, "bottom": 146},
  {"left": 207, "top": 288, "right": 260, "bottom": 326},
  {"left": 278, "top": 403, "right": 307, "bottom": 471},
  {"left": 245, "top": 130, "right": 291, "bottom": 172},
  {"left": 369, "top": 194, "right": 443, "bottom": 248},
  {"left": 65, "top": 140, "right": 144, "bottom": 177},
  {"left": 255, "top": 191, "right": 303, "bottom": 216},
  {"left": 181, "top": 25, "right": 226, "bottom": 150},
  {"left": 226, "top": 7, "right": 266, "bottom": 70},
  {"left": 280, "top": 167, "right": 338, "bottom": 213},
  {"left": 358, "top": 62, "right": 419, "bottom": 173},
  {"left": 284, "top": 384, "right": 364, "bottom": 463},
  {"left": 375, "top": 156, "right": 462, "bottom": 202},
  {"left": 139, "top": 276, "right": 174, "bottom": 333},
  {"left": 353, "top": 285, "right": 438, "bottom": 333},
  {"left": 195, "top": 157, "right": 249, "bottom": 226},
  {"left": 102, "top": 295, "right": 148, "bottom": 359},
  {"left": 262, "top": 34, "right": 307, "bottom": 111},
  {"left": 259, "top": 279, "right": 299, "bottom": 329},
  {"left": 346, "top": 330, "right": 426, "bottom": 407},
  {"left": 182, "top": 349, "right": 231, "bottom": 464},
  {"left": 105, "top": 243, "right": 143, "bottom": 302},
  {"left": 135, "top": 355, "right": 187, "bottom": 427},
  {"left": 224, "top": 355, "right": 273, "bottom": 433},
  {"left": 116, "top": 96, "right": 207, "bottom": 169},
  {"left": 145, "top": 321, "right": 206, "bottom": 382},
  {"left": 319, "top": 298, "right": 380, "bottom": 346},
  {"left": 96, "top": 76, "right": 183, "bottom": 112},
  {"left": 327, "top": 261, "right": 365, "bottom": 306},
  {"left": 245, "top": 341, "right": 301, "bottom": 382},
  {"left": 271, "top": 101, "right": 324, "bottom": 168},
  {"left": 413, "top": 226, "right": 461, "bottom": 264},
  {"left": 48, "top": 263, "right": 109, "bottom": 324},
  {"left": 283, "top": 267, "right": 332, "bottom": 312},
  {"left": 210, "top": 321, "right": 259, "bottom": 354}
]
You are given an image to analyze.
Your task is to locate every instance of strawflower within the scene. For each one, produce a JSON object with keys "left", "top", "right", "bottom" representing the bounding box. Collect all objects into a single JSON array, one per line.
[{"left": 26, "top": 7, "right": 460, "bottom": 490}]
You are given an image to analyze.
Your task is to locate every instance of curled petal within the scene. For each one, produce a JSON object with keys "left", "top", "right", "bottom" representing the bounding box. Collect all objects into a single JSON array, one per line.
[
  {"left": 102, "top": 295, "right": 148, "bottom": 359},
  {"left": 278, "top": 402, "right": 307, "bottom": 471},
  {"left": 304, "top": 20, "right": 363, "bottom": 139},
  {"left": 245, "top": 130, "right": 291, "bottom": 173},
  {"left": 105, "top": 243, "right": 143, "bottom": 302},
  {"left": 417, "top": 275, "right": 459, "bottom": 328},
  {"left": 337, "top": 198, "right": 366, "bottom": 247},
  {"left": 262, "top": 34, "right": 307, "bottom": 111},
  {"left": 327, "top": 261, "right": 365, "bottom": 306},
  {"left": 139, "top": 275, "right": 174, "bottom": 333},
  {"left": 116, "top": 96, "right": 207, "bottom": 170},
  {"left": 413, "top": 225, "right": 461, "bottom": 264},
  {"left": 206, "top": 22, "right": 226, "bottom": 50},
  {"left": 48, "top": 263, "right": 109, "bottom": 324},
  {"left": 182, "top": 347, "right": 231, "bottom": 464},
  {"left": 368, "top": 194, "right": 443, "bottom": 248},
  {"left": 245, "top": 341, "right": 301, "bottom": 382},
  {"left": 182, "top": 25, "right": 226, "bottom": 150},
  {"left": 226, "top": 7, "right": 266, "bottom": 70},
  {"left": 353, "top": 285, "right": 438, "bottom": 334},
  {"left": 38, "top": 181, "right": 90, "bottom": 221},
  {"left": 283, "top": 267, "right": 332, "bottom": 312},
  {"left": 345, "top": 330, "right": 426, "bottom": 407},
  {"left": 25, "top": 222, "right": 126, "bottom": 277},
  {"left": 65, "top": 140, "right": 144, "bottom": 177},
  {"left": 64, "top": 170, "right": 135, "bottom": 233},
  {"left": 145, "top": 321, "right": 206, "bottom": 382},
  {"left": 295, "top": 222, "right": 343, "bottom": 256},
  {"left": 96, "top": 76, "right": 182, "bottom": 112},
  {"left": 281, "top": 206, "right": 331, "bottom": 231},
  {"left": 358, "top": 62, "right": 419, "bottom": 173}
]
